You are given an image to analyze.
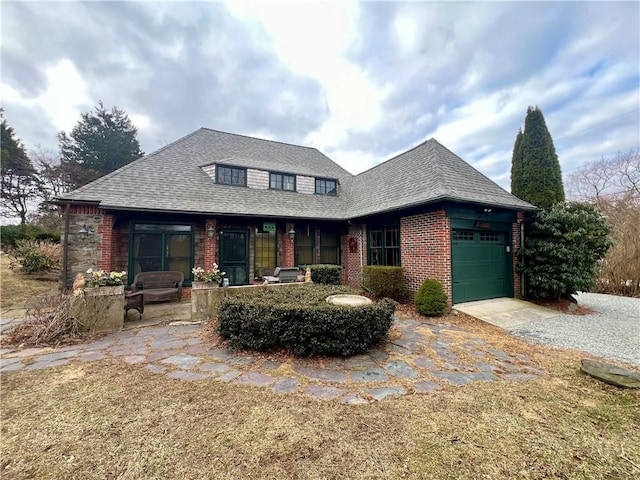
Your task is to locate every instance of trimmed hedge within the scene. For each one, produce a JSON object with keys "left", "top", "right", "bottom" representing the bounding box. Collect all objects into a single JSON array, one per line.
[
  {"left": 362, "top": 266, "right": 407, "bottom": 300},
  {"left": 0, "top": 224, "right": 60, "bottom": 250},
  {"left": 217, "top": 284, "right": 396, "bottom": 356},
  {"left": 308, "top": 264, "right": 343, "bottom": 285},
  {"left": 415, "top": 279, "right": 448, "bottom": 316}
]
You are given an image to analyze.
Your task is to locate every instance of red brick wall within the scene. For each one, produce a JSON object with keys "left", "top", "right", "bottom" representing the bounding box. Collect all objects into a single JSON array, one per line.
[
  {"left": 203, "top": 219, "right": 218, "bottom": 270},
  {"left": 512, "top": 220, "right": 523, "bottom": 299},
  {"left": 281, "top": 222, "right": 295, "bottom": 266},
  {"left": 342, "top": 224, "right": 366, "bottom": 288},
  {"left": 400, "top": 210, "right": 452, "bottom": 302}
]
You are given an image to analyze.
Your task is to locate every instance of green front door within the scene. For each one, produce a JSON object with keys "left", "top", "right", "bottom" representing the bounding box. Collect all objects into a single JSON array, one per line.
[
  {"left": 219, "top": 230, "right": 249, "bottom": 286},
  {"left": 451, "top": 229, "right": 512, "bottom": 304}
]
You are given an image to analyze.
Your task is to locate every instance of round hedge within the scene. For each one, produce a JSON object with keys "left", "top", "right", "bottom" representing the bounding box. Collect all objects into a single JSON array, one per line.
[
  {"left": 217, "top": 284, "right": 396, "bottom": 356},
  {"left": 415, "top": 279, "right": 448, "bottom": 316}
]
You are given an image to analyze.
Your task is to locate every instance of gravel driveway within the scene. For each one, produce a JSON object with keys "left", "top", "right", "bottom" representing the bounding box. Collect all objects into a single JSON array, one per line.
[{"left": 508, "top": 292, "right": 640, "bottom": 366}]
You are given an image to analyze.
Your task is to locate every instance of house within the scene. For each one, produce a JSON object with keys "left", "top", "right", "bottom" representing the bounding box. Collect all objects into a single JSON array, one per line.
[{"left": 55, "top": 128, "right": 535, "bottom": 304}]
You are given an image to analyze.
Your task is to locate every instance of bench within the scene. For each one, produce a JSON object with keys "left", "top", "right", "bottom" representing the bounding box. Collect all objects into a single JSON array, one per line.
[
  {"left": 261, "top": 267, "right": 301, "bottom": 284},
  {"left": 131, "top": 271, "right": 184, "bottom": 303}
]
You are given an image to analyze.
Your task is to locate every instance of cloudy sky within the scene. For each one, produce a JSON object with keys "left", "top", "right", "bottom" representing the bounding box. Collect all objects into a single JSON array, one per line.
[{"left": 1, "top": 0, "right": 638, "bottom": 190}]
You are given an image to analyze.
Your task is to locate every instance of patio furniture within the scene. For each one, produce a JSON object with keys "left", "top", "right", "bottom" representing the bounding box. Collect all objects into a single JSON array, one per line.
[
  {"left": 124, "top": 291, "right": 144, "bottom": 318},
  {"left": 262, "top": 267, "right": 300, "bottom": 284},
  {"left": 131, "top": 271, "right": 184, "bottom": 302}
]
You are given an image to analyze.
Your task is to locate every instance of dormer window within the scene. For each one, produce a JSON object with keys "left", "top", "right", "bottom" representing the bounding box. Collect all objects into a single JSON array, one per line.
[
  {"left": 270, "top": 172, "right": 296, "bottom": 191},
  {"left": 315, "top": 178, "right": 337, "bottom": 195},
  {"left": 217, "top": 165, "right": 246, "bottom": 186}
]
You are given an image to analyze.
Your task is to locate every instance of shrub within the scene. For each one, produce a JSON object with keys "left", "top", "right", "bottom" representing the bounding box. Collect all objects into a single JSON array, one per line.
[
  {"left": 0, "top": 224, "right": 60, "bottom": 250},
  {"left": 362, "top": 266, "right": 407, "bottom": 300},
  {"left": 415, "top": 279, "right": 448, "bottom": 316},
  {"left": 309, "top": 264, "right": 343, "bottom": 285},
  {"left": 518, "top": 202, "right": 613, "bottom": 300},
  {"left": 217, "top": 284, "right": 396, "bottom": 356},
  {"left": 10, "top": 240, "right": 62, "bottom": 274}
]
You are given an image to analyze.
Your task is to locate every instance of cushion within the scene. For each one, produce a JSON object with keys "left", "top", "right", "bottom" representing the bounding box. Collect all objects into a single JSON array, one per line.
[{"left": 273, "top": 267, "right": 281, "bottom": 276}]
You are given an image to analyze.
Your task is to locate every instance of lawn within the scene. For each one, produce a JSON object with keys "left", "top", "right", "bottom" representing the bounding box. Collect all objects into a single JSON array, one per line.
[
  {"left": 1, "top": 270, "right": 639, "bottom": 479},
  {"left": 0, "top": 255, "right": 57, "bottom": 312}
]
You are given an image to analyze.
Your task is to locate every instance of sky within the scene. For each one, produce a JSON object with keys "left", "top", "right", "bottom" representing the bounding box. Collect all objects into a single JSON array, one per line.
[{"left": 1, "top": 0, "right": 639, "bottom": 191}]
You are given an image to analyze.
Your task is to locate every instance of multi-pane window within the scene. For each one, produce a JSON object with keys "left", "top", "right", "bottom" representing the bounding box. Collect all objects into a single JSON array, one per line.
[
  {"left": 269, "top": 172, "right": 296, "bottom": 191},
  {"left": 217, "top": 165, "right": 246, "bottom": 186},
  {"left": 480, "top": 232, "right": 499, "bottom": 242},
  {"left": 294, "top": 228, "right": 314, "bottom": 266},
  {"left": 319, "top": 231, "right": 340, "bottom": 264},
  {"left": 130, "top": 224, "right": 193, "bottom": 284},
  {"left": 368, "top": 227, "right": 401, "bottom": 266},
  {"left": 255, "top": 231, "right": 277, "bottom": 273},
  {"left": 452, "top": 230, "right": 474, "bottom": 241},
  {"left": 315, "top": 178, "right": 337, "bottom": 195}
]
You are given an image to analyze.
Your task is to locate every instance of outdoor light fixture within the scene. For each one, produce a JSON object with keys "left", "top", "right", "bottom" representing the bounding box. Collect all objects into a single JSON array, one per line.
[
  {"left": 78, "top": 224, "right": 90, "bottom": 240},
  {"left": 207, "top": 225, "right": 215, "bottom": 238},
  {"left": 288, "top": 228, "right": 296, "bottom": 241}
]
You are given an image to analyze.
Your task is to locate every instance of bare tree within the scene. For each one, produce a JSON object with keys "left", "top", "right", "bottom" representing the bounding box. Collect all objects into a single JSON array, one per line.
[
  {"left": 568, "top": 149, "right": 640, "bottom": 296},
  {"left": 568, "top": 149, "right": 639, "bottom": 205}
]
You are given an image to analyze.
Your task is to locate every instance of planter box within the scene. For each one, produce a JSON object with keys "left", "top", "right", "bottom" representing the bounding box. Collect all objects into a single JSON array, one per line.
[
  {"left": 191, "top": 282, "right": 222, "bottom": 321},
  {"left": 72, "top": 285, "right": 125, "bottom": 332}
]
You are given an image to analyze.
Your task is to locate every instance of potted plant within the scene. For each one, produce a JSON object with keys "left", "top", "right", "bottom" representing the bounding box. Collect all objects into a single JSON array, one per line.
[
  {"left": 191, "top": 264, "right": 225, "bottom": 290},
  {"left": 71, "top": 268, "right": 128, "bottom": 332}
]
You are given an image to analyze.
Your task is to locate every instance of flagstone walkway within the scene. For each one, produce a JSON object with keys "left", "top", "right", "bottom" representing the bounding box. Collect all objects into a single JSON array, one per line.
[{"left": 0, "top": 317, "right": 544, "bottom": 404}]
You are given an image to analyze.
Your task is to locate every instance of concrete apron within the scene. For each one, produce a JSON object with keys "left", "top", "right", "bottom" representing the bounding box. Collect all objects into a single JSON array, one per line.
[{"left": 453, "top": 297, "right": 558, "bottom": 329}]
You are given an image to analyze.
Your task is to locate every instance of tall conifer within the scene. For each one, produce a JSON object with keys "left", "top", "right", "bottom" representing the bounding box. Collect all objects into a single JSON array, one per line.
[{"left": 511, "top": 106, "right": 565, "bottom": 209}]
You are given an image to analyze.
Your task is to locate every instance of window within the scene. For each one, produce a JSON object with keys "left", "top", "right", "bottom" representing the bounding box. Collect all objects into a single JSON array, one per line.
[
  {"left": 294, "top": 228, "right": 315, "bottom": 265},
  {"left": 452, "top": 230, "right": 474, "bottom": 241},
  {"left": 315, "top": 178, "right": 337, "bottom": 195},
  {"left": 269, "top": 172, "right": 296, "bottom": 191},
  {"left": 130, "top": 223, "right": 194, "bottom": 285},
  {"left": 368, "top": 226, "right": 400, "bottom": 266},
  {"left": 319, "top": 231, "right": 340, "bottom": 264},
  {"left": 255, "top": 231, "right": 277, "bottom": 274},
  {"left": 480, "top": 232, "right": 499, "bottom": 242},
  {"left": 217, "top": 165, "right": 246, "bottom": 186}
]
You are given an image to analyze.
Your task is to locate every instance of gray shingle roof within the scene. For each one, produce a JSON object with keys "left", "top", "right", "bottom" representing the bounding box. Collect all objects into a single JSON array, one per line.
[
  {"left": 57, "top": 128, "right": 535, "bottom": 218},
  {"left": 349, "top": 138, "right": 535, "bottom": 218}
]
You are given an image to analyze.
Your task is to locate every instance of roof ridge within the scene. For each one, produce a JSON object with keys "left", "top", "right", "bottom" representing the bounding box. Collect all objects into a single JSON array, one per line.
[
  {"left": 200, "top": 128, "right": 355, "bottom": 179},
  {"left": 59, "top": 128, "right": 204, "bottom": 198},
  {"left": 201, "top": 127, "right": 320, "bottom": 152},
  {"left": 433, "top": 139, "right": 515, "bottom": 193},
  {"left": 355, "top": 137, "right": 437, "bottom": 177}
]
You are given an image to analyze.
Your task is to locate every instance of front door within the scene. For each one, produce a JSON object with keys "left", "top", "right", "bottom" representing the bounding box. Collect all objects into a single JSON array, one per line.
[{"left": 219, "top": 229, "right": 249, "bottom": 285}]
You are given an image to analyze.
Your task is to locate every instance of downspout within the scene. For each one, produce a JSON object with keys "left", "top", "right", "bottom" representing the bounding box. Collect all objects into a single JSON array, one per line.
[
  {"left": 61, "top": 203, "right": 71, "bottom": 292},
  {"left": 520, "top": 220, "right": 525, "bottom": 298}
]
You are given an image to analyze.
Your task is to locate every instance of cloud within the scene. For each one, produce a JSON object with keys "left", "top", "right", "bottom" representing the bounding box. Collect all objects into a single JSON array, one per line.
[
  {"left": 0, "top": 0, "right": 638, "bottom": 193},
  {"left": 1, "top": 1, "right": 329, "bottom": 152}
]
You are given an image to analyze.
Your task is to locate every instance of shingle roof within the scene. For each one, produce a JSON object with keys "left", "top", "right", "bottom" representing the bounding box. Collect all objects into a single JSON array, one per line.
[
  {"left": 57, "top": 128, "right": 535, "bottom": 218},
  {"left": 349, "top": 138, "right": 535, "bottom": 218}
]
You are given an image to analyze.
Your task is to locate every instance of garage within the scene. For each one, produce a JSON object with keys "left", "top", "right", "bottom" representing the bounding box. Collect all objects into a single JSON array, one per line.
[{"left": 451, "top": 228, "right": 513, "bottom": 304}]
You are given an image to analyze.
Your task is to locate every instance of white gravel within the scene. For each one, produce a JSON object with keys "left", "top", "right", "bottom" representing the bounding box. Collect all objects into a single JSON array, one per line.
[{"left": 508, "top": 292, "right": 640, "bottom": 366}]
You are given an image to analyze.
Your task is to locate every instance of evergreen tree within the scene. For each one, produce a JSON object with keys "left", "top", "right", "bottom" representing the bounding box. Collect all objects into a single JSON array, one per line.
[
  {"left": 1, "top": 112, "right": 41, "bottom": 224},
  {"left": 511, "top": 106, "right": 565, "bottom": 209},
  {"left": 58, "top": 101, "right": 144, "bottom": 188},
  {"left": 510, "top": 129, "right": 524, "bottom": 196}
]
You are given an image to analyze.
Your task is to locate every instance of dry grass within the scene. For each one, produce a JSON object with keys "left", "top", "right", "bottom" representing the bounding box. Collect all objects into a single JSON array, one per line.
[
  {"left": 0, "top": 255, "right": 57, "bottom": 311},
  {"left": 2, "top": 342, "right": 639, "bottom": 479}
]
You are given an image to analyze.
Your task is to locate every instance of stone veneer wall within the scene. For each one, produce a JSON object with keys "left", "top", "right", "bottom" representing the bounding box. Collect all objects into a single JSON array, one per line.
[{"left": 61, "top": 205, "right": 114, "bottom": 289}]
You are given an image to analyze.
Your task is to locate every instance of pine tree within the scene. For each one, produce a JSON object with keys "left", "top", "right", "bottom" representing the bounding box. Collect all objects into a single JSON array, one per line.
[
  {"left": 511, "top": 106, "right": 565, "bottom": 210},
  {"left": 510, "top": 129, "right": 524, "bottom": 197},
  {"left": 58, "top": 101, "right": 144, "bottom": 188},
  {"left": 1, "top": 112, "right": 41, "bottom": 224}
]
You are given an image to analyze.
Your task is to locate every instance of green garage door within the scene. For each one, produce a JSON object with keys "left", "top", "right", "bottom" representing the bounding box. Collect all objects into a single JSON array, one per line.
[{"left": 451, "top": 229, "right": 512, "bottom": 304}]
